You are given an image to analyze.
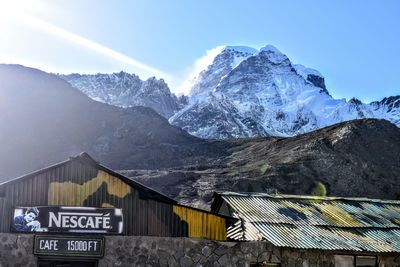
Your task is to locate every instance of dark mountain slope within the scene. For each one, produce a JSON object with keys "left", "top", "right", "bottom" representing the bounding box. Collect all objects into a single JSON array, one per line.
[
  {"left": 0, "top": 64, "right": 228, "bottom": 180},
  {"left": 1, "top": 64, "right": 399, "bottom": 209},
  {"left": 130, "top": 119, "right": 400, "bottom": 208}
]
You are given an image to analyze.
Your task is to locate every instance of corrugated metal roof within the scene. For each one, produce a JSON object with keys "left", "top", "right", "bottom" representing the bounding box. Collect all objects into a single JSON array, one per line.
[{"left": 214, "top": 192, "right": 400, "bottom": 252}]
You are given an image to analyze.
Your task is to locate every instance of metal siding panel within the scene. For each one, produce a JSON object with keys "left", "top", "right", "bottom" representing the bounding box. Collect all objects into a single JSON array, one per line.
[
  {"left": 146, "top": 199, "right": 176, "bottom": 237},
  {"left": 0, "top": 197, "right": 6, "bottom": 231},
  {"left": 32, "top": 175, "right": 38, "bottom": 205},
  {"left": 142, "top": 196, "right": 149, "bottom": 236},
  {"left": 160, "top": 202, "right": 165, "bottom": 236},
  {"left": 126, "top": 188, "right": 131, "bottom": 235},
  {"left": 172, "top": 205, "right": 227, "bottom": 240},
  {"left": 131, "top": 190, "right": 137, "bottom": 235},
  {"left": 0, "top": 159, "right": 228, "bottom": 239}
]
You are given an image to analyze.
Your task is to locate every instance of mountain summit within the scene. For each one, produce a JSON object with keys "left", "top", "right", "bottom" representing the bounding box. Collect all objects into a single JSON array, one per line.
[
  {"left": 1, "top": 64, "right": 399, "bottom": 205},
  {"left": 169, "top": 45, "right": 399, "bottom": 138},
  {"left": 59, "top": 45, "right": 399, "bottom": 139}
]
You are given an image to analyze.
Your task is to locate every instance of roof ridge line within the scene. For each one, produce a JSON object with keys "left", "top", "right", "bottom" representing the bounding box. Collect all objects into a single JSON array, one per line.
[{"left": 216, "top": 191, "right": 400, "bottom": 205}]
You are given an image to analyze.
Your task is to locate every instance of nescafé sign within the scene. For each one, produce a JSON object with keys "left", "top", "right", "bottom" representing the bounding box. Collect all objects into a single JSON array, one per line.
[
  {"left": 34, "top": 235, "right": 104, "bottom": 258},
  {"left": 12, "top": 206, "right": 123, "bottom": 234}
]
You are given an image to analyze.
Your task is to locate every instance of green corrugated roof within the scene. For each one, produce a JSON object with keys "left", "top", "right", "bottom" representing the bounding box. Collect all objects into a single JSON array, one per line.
[{"left": 216, "top": 192, "right": 400, "bottom": 252}]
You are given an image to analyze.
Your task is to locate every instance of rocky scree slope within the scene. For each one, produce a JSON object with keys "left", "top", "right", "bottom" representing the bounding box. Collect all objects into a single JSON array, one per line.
[{"left": 125, "top": 119, "right": 400, "bottom": 208}]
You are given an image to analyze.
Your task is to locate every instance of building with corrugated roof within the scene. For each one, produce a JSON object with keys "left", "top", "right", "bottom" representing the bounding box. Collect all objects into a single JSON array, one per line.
[
  {"left": 211, "top": 191, "right": 400, "bottom": 266},
  {"left": 2, "top": 152, "right": 400, "bottom": 266},
  {"left": 0, "top": 153, "right": 233, "bottom": 266}
]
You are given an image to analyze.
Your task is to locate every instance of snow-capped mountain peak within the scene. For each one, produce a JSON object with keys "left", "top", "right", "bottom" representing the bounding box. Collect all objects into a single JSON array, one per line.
[
  {"left": 259, "top": 44, "right": 288, "bottom": 64},
  {"left": 60, "top": 44, "right": 399, "bottom": 140},
  {"left": 186, "top": 45, "right": 257, "bottom": 97},
  {"left": 169, "top": 44, "right": 399, "bottom": 138},
  {"left": 223, "top": 45, "right": 258, "bottom": 54},
  {"left": 60, "top": 72, "right": 181, "bottom": 118}
]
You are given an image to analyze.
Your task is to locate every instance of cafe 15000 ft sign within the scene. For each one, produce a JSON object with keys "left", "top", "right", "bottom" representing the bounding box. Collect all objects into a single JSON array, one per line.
[
  {"left": 12, "top": 206, "right": 123, "bottom": 234},
  {"left": 34, "top": 235, "right": 105, "bottom": 258}
]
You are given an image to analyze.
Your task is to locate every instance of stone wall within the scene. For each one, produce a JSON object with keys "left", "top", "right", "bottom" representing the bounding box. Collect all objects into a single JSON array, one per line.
[
  {"left": 101, "top": 236, "right": 280, "bottom": 266},
  {"left": 0, "top": 234, "right": 36, "bottom": 267},
  {"left": 280, "top": 249, "right": 400, "bottom": 267},
  {"left": 0, "top": 234, "right": 399, "bottom": 267}
]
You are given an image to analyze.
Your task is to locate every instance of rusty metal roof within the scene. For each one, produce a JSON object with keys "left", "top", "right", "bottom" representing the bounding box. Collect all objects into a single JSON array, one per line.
[{"left": 213, "top": 192, "right": 400, "bottom": 252}]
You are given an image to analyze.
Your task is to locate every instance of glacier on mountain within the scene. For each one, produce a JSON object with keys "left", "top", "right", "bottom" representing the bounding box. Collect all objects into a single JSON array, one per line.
[
  {"left": 59, "top": 45, "right": 399, "bottom": 139},
  {"left": 169, "top": 45, "right": 399, "bottom": 138}
]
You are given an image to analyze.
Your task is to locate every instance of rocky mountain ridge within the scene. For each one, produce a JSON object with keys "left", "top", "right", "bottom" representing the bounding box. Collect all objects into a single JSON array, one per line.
[
  {"left": 127, "top": 118, "right": 400, "bottom": 208},
  {"left": 0, "top": 64, "right": 224, "bottom": 180},
  {"left": 59, "top": 45, "right": 399, "bottom": 139},
  {"left": 60, "top": 72, "right": 183, "bottom": 118},
  {"left": 1, "top": 64, "right": 399, "bottom": 208},
  {"left": 169, "top": 45, "right": 400, "bottom": 138}
]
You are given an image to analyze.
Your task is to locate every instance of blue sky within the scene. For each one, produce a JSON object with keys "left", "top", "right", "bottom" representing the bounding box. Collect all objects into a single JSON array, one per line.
[{"left": 0, "top": 0, "right": 399, "bottom": 102}]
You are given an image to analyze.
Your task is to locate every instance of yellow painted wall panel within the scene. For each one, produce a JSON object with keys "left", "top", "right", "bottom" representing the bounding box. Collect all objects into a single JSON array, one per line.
[
  {"left": 173, "top": 205, "right": 227, "bottom": 240},
  {"left": 47, "top": 170, "right": 131, "bottom": 206}
]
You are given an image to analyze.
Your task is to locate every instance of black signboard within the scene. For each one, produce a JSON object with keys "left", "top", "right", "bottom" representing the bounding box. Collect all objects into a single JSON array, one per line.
[
  {"left": 34, "top": 235, "right": 104, "bottom": 258},
  {"left": 12, "top": 206, "right": 123, "bottom": 234}
]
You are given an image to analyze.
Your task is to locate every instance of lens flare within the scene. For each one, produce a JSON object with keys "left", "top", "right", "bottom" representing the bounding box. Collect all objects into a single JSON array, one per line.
[{"left": 0, "top": 0, "right": 172, "bottom": 80}]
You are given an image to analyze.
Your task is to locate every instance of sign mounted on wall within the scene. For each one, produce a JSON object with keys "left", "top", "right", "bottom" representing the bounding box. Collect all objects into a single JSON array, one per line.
[
  {"left": 34, "top": 235, "right": 105, "bottom": 258},
  {"left": 12, "top": 206, "right": 123, "bottom": 234}
]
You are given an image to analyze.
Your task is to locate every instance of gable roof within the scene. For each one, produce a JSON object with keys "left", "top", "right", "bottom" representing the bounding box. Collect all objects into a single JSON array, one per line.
[
  {"left": 212, "top": 191, "right": 400, "bottom": 252},
  {"left": 0, "top": 152, "right": 176, "bottom": 204}
]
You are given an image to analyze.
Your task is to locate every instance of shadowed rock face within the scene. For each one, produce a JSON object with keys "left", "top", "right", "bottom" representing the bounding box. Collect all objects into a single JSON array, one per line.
[
  {"left": 0, "top": 64, "right": 228, "bottom": 180},
  {"left": 306, "top": 74, "right": 329, "bottom": 95},
  {"left": 128, "top": 119, "right": 400, "bottom": 208}
]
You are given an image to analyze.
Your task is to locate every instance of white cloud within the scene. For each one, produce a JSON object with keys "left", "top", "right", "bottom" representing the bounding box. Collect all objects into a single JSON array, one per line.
[{"left": 173, "top": 45, "right": 225, "bottom": 95}]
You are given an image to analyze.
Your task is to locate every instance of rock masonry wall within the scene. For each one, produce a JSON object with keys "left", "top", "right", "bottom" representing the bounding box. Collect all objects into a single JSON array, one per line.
[
  {"left": 0, "top": 234, "right": 399, "bottom": 267},
  {"left": 101, "top": 236, "right": 279, "bottom": 266},
  {"left": 0, "top": 234, "right": 36, "bottom": 267}
]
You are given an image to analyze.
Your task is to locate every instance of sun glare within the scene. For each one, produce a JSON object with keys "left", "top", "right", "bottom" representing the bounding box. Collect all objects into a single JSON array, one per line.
[
  {"left": 0, "top": 1, "right": 17, "bottom": 19},
  {"left": 0, "top": 0, "right": 39, "bottom": 19},
  {"left": 0, "top": 0, "right": 172, "bottom": 81}
]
